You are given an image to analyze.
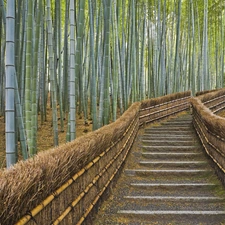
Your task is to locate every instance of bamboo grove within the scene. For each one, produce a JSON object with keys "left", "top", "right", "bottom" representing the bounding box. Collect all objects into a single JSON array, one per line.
[{"left": 1, "top": 0, "right": 225, "bottom": 167}]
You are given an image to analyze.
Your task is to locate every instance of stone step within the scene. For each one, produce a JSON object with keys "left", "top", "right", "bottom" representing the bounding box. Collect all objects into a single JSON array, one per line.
[
  {"left": 142, "top": 134, "right": 195, "bottom": 139},
  {"left": 142, "top": 140, "right": 195, "bottom": 142},
  {"left": 94, "top": 213, "right": 225, "bottom": 225},
  {"left": 140, "top": 145, "right": 201, "bottom": 152},
  {"left": 162, "top": 121, "right": 192, "bottom": 125},
  {"left": 142, "top": 139, "right": 198, "bottom": 146},
  {"left": 159, "top": 125, "right": 193, "bottom": 128},
  {"left": 145, "top": 127, "right": 192, "bottom": 132},
  {"left": 129, "top": 182, "right": 218, "bottom": 192},
  {"left": 117, "top": 210, "right": 225, "bottom": 224},
  {"left": 139, "top": 160, "right": 208, "bottom": 169},
  {"left": 128, "top": 172, "right": 214, "bottom": 183},
  {"left": 169, "top": 118, "right": 192, "bottom": 122},
  {"left": 118, "top": 199, "right": 225, "bottom": 211},
  {"left": 126, "top": 182, "right": 220, "bottom": 197},
  {"left": 144, "top": 130, "right": 194, "bottom": 135},
  {"left": 93, "top": 213, "right": 225, "bottom": 225},
  {"left": 124, "top": 195, "right": 225, "bottom": 203},
  {"left": 141, "top": 152, "right": 204, "bottom": 160},
  {"left": 125, "top": 169, "right": 213, "bottom": 178},
  {"left": 118, "top": 210, "right": 225, "bottom": 215}
]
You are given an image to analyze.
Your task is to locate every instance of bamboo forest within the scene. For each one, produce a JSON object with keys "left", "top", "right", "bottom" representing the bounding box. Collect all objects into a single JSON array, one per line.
[{"left": 0, "top": 0, "right": 225, "bottom": 168}]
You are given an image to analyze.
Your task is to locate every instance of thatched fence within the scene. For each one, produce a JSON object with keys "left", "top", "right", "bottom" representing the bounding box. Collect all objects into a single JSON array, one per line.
[
  {"left": 196, "top": 88, "right": 225, "bottom": 114},
  {"left": 191, "top": 88, "right": 225, "bottom": 183},
  {"left": 0, "top": 91, "right": 191, "bottom": 225}
]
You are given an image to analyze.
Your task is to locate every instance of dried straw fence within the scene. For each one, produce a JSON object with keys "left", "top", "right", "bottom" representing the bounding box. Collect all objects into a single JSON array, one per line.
[
  {"left": 197, "top": 89, "right": 225, "bottom": 114},
  {"left": 191, "top": 88, "right": 225, "bottom": 183},
  {"left": 0, "top": 91, "right": 190, "bottom": 225}
]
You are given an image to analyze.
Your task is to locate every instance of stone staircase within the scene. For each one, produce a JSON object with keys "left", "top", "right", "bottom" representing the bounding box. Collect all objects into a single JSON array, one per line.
[{"left": 92, "top": 113, "right": 225, "bottom": 225}]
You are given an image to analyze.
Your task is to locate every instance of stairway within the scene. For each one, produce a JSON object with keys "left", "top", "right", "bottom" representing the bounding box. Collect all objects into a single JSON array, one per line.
[{"left": 92, "top": 113, "right": 225, "bottom": 225}]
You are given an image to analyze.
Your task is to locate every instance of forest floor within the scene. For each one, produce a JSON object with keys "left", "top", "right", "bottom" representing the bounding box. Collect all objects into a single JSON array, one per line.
[{"left": 0, "top": 105, "right": 94, "bottom": 169}]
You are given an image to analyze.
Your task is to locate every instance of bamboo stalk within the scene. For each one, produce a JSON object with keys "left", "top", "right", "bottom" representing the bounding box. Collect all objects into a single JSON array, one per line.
[{"left": 5, "top": 0, "right": 16, "bottom": 167}]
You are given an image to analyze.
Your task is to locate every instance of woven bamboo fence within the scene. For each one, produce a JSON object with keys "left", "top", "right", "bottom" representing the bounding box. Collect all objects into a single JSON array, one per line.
[
  {"left": 191, "top": 88, "right": 225, "bottom": 183},
  {"left": 0, "top": 91, "right": 191, "bottom": 225}
]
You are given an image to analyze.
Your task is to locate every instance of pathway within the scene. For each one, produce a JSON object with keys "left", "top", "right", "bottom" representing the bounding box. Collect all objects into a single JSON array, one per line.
[{"left": 93, "top": 113, "right": 225, "bottom": 225}]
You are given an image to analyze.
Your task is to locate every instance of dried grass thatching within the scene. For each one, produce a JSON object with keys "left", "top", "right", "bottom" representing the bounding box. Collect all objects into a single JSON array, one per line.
[
  {"left": 191, "top": 96, "right": 225, "bottom": 178},
  {"left": 195, "top": 88, "right": 222, "bottom": 97},
  {"left": 197, "top": 88, "right": 225, "bottom": 103},
  {"left": 0, "top": 102, "right": 141, "bottom": 225},
  {"left": 191, "top": 97, "right": 225, "bottom": 143},
  {"left": 194, "top": 88, "right": 225, "bottom": 138},
  {"left": 140, "top": 91, "right": 191, "bottom": 109}
]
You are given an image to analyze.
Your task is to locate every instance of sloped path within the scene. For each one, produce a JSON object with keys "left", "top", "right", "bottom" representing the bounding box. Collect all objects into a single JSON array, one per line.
[{"left": 92, "top": 112, "right": 225, "bottom": 225}]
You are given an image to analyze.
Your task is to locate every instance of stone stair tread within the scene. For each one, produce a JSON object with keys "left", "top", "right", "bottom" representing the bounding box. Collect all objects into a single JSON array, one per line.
[
  {"left": 145, "top": 128, "right": 192, "bottom": 131},
  {"left": 126, "top": 169, "right": 211, "bottom": 172},
  {"left": 138, "top": 164, "right": 209, "bottom": 170},
  {"left": 162, "top": 122, "right": 192, "bottom": 125},
  {"left": 117, "top": 200, "right": 225, "bottom": 211},
  {"left": 93, "top": 215, "right": 225, "bottom": 225},
  {"left": 128, "top": 175, "right": 215, "bottom": 183},
  {"left": 124, "top": 196, "right": 225, "bottom": 201},
  {"left": 156, "top": 125, "right": 193, "bottom": 128},
  {"left": 142, "top": 136, "right": 195, "bottom": 139},
  {"left": 140, "top": 160, "right": 207, "bottom": 164},
  {"left": 139, "top": 146, "right": 201, "bottom": 153},
  {"left": 126, "top": 190, "right": 222, "bottom": 197},
  {"left": 141, "top": 152, "right": 201, "bottom": 155},
  {"left": 142, "top": 140, "right": 196, "bottom": 143},
  {"left": 144, "top": 131, "right": 194, "bottom": 135},
  {"left": 142, "top": 135, "right": 194, "bottom": 138},
  {"left": 141, "top": 152, "right": 205, "bottom": 160},
  {"left": 118, "top": 210, "right": 225, "bottom": 215},
  {"left": 130, "top": 182, "right": 217, "bottom": 187},
  {"left": 141, "top": 145, "right": 199, "bottom": 148},
  {"left": 139, "top": 160, "right": 209, "bottom": 169},
  {"left": 125, "top": 169, "right": 213, "bottom": 175},
  {"left": 127, "top": 182, "right": 220, "bottom": 196}
]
